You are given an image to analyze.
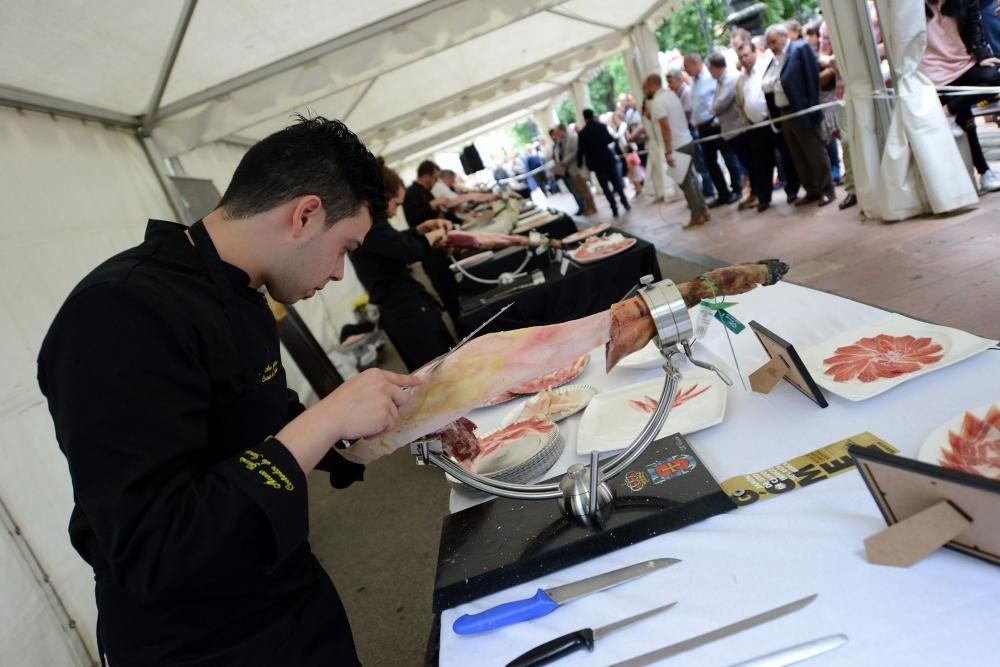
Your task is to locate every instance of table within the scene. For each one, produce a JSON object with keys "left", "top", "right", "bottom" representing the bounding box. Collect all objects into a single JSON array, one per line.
[
  {"left": 452, "top": 213, "right": 579, "bottom": 297},
  {"left": 439, "top": 282, "right": 1000, "bottom": 666},
  {"left": 455, "top": 230, "right": 661, "bottom": 336}
]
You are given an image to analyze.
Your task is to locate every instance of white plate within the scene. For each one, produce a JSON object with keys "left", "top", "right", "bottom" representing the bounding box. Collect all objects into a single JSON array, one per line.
[
  {"left": 916, "top": 402, "right": 1000, "bottom": 479},
  {"left": 500, "top": 384, "right": 598, "bottom": 426},
  {"left": 576, "top": 368, "right": 727, "bottom": 454},
  {"left": 799, "top": 313, "right": 997, "bottom": 401},
  {"left": 512, "top": 213, "right": 561, "bottom": 234},
  {"left": 468, "top": 419, "right": 559, "bottom": 477},
  {"left": 568, "top": 235, "right": 636, "bottom": 264},
  {"left": 616, "top": 340, "right": 663, "bottom": 370}
]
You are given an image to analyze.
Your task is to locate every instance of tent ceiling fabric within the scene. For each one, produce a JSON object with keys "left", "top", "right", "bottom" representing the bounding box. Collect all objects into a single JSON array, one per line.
[{"left": 2, "top": 0, "right": 679, "bottom": 158}]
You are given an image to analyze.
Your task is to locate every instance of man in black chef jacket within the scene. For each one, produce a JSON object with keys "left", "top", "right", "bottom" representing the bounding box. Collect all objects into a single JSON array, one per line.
[
  {"left": 402, "top": 160, "right": 462, "bottom": 324},
  {"left": 37, "top": 117, "right": 420, "bottom": 666}
]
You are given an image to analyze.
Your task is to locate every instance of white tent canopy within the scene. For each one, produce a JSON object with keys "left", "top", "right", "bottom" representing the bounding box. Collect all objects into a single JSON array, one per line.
[{"left": 1, "top": 0, "right": 680, "bottom": 163}]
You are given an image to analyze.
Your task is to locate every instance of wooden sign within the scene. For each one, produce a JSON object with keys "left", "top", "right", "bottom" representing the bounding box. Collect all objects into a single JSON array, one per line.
[{"left": 748, "top": 321, "right": 828, "bottom": 407}]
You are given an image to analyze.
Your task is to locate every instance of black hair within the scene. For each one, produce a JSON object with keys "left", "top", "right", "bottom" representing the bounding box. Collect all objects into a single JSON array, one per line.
[
  {"left": 416, "top": 160, "right": 439, "bottom": 178},
  {"left": 217, "top": 115, "right": 386, "bottom": 227},
  {"left": 707, "top": 52, "right": 727, "bottom": 69},
  {"left": 582, "top": 108, "right": 595, "bottom": 121}
]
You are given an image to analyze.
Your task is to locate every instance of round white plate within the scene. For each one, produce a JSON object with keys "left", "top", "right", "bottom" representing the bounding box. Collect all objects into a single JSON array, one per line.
[
  {"left": 576, "top": 368, "right": 727, "bottom": 455},
  {"left": 468, "top": 419, "right": 559, "bottom": 478},
  {"left": 500, "top": 384, "right": 597, "bottom": 426},
  {"left": 568, "top": 236, "right": 637, "bottom": 264},
  {"left": 616, "top": 340, "right": 663, "bottom": 370},
  {"left": 916, "top": 402, "right": 1000, "bottom": 479}
]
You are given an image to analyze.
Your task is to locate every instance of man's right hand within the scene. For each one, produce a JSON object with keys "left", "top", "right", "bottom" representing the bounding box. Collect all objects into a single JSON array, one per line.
[{"left": 275, "top": 369, "right": 423, "bottom": 473}]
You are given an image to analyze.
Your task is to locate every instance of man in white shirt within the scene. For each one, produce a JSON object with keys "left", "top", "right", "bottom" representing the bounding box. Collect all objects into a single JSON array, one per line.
[
  {"left": 733, "top": 29, "right": 777, "bottom": 213},
  {"left": 431, "top": 169, "right": 497, "bottom": 206},
  {"left": 642, "top": 73, "right": 709, "bottom": 228}
]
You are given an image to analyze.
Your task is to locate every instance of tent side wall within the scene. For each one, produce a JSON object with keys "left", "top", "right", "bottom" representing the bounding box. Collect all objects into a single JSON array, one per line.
[{"left": 0, "top": 106, "right": 178, "bottom": 664}]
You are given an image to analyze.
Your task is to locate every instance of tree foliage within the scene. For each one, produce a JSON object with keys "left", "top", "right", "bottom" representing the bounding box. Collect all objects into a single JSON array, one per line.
[
  {"left": 653, "top": 0, "right": 821, "bottom": 56},
  {"left": 508, "top": 120, "right": 538, "bottom": 147},
  {"left": 556, "top": 99, "right": 576, "bottom": 126},
  {"left": 587, "top": 54, "right": 630, "bottom": 114}
]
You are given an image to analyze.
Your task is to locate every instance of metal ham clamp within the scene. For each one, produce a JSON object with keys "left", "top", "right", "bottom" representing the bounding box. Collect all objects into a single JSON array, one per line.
[{"left": 410, "top": 276, "right": 729, "bottom": 520}]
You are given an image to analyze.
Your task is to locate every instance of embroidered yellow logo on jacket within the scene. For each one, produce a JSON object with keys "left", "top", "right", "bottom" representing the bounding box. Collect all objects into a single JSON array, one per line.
[{"left": 261, "top": 360, "right": 280, "bottom": 383}]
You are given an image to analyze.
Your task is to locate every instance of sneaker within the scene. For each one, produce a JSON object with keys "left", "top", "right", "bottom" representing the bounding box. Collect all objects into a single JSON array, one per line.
[
  {"left": 948, "top": 116, "right": 964, "bottom": 138},
  {"left": 981, "top": 169, "right": 1000, "bottom": 192}
]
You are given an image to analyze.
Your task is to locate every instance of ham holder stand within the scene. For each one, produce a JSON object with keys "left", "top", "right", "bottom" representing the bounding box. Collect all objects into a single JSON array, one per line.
[
  {"left": 410, "top": 277, "right": 732, "bottom": 517},
  {"left": 418, "top": 277, "right": 741, "bottom": 611}
]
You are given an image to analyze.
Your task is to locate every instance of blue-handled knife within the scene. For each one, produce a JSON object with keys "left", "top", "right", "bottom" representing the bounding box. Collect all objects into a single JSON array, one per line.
[{"left": 452, "top": 558, "right": 680, "bottom": 635}]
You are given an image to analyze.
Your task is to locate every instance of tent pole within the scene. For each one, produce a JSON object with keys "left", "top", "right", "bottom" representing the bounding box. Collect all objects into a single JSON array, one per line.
[
  {"left": 141, "top": 135, "right": 195, "bottom": 225},
  {"left": 0, "top": 85, "right": 138, "bottom": 128},
  {"left": 142, "top": 0, "right": 197, "bottom": 135}
]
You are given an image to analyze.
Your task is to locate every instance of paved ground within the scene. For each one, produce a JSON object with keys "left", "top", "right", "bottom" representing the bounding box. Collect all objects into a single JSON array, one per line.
[{"left": 306, "top": 153, "right": 1000, "bottom": 666}]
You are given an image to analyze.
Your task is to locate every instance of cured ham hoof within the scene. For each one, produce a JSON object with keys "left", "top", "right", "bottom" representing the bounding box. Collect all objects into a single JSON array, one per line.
[{"left": 756, "top": 259, "right": 790, "bottom": 286}]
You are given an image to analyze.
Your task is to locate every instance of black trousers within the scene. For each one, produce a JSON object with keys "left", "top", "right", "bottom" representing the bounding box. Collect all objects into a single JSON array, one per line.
[
  {"left": 379, "top": 291, "right": 454, "bottom": 371},
  {"left": 420, "top": 249, "right": 460, "bottom": 323},
  {"left": 698, "top": 123, "right": 742, "bottom": 199},
  {"left": 773, "top": 124, "right": 801, "bottom": 199},
  {"left": 780, "top": 115, "right": 834, "bottom": 198},
  {"left": 744, "top": 126, "right": 778, "bottom": 204},
  {"left": 593, "top": 165, "right": 628, "bottom": 212},
  {"left": 945, "top": 65, "right": 1000, "bottom": 174}
]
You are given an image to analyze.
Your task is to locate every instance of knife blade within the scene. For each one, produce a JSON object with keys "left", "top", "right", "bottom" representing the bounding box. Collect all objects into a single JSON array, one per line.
[
  {"left": 451, "top": 558, "right": 680, "bottom": 636},
  {"left": 610, "top": 594, "right": 818, "bottom": 667},
  {"left": 505, "top": 602, "right": 678, "bottom": 667},
  {"left": 423, "top": 301, "right": 513, "bottom": 376},
  {"left": 727, "top": 634, "right": 848, "bottom": 667}
]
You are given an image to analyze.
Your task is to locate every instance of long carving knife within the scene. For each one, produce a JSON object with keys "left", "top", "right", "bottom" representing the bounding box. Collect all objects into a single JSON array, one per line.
[
  {"left": 610, "top": 594, "right": 818, "bottom": 667},
  {"left": 505, "top": 602, "right": 678, "bottom": 667},
  {"left": 452, "top": 558, "right": 681, "bottom": 635}
]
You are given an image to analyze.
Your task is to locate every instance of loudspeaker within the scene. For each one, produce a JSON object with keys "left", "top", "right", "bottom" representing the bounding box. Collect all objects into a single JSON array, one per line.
[{"left": 460, "top": 144, "right": 485, "bottom": 175}]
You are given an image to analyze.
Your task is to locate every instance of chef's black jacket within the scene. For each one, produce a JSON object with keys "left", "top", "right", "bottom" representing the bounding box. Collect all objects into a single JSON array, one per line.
[
  {"left": 349, "top": 220, "right": 431, "bottom": 306},
  {"left": 401, "top": 182, "right": 462, "bottom": 321},
  {"left": 402, "top": 181, "right": 436, "bottom": 229},
  {"left": 37, "top": 220, "right": 365, "bottom": 666}
]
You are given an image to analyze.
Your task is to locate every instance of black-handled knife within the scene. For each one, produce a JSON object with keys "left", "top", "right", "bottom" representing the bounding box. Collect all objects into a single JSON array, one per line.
[{"left": 505, "top": 602, "right": 677, "bottom": 667}]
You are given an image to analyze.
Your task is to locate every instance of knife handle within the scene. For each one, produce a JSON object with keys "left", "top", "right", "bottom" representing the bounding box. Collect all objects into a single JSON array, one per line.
[
  {"left": 452, "top": 589, "right": 559, "bottom": 635},
  {"left": 506, "top": 628, "right": 596, "bottom": 667}
]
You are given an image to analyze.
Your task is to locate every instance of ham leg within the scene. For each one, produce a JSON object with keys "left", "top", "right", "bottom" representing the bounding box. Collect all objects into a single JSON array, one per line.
[
  {"left": 340, "top": 259, "right": 787, "bottom": 464},
  {"left": 444, "top": 230, "right": 561, "bottom": 250}
]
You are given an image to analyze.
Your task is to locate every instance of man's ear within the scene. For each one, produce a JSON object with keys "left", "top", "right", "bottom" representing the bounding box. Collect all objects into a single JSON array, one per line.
[{"left": 289, "top": 195, "right": 324, "bottom": 238}]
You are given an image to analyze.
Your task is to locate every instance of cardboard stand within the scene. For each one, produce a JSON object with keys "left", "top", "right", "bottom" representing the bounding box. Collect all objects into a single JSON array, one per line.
[
  {"left": 849, "top": 445, "right": 1000, "bottom": 568},
  {"left": 748, "top": 321, "right": 828, "bottom": 407}
]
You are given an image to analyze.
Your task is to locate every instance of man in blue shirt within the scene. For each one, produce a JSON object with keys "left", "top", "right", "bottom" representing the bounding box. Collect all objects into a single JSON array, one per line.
[{"left": 685, "top": 52, "right": 742, "bottom": 206}]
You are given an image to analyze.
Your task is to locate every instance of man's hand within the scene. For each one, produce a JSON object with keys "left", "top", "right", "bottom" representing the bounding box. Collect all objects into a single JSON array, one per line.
[
  {"left": 666, "top": 152, "right": 676, "bottom": 167},
  {"left": 424, "top": 228, "right": 448, "bottom": 247},
  {"left": 416, "top": 218, "right": 453, "bottom": 234},
  {"left": 979, "top": 56, "right": 1000, "bottom": 67},
  {"left": 275, "top": 369, "right": 423, "bottom": 473}
]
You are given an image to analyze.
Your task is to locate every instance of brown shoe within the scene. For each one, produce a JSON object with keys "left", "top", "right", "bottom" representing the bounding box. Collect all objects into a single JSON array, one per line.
[
  {"left": 794, "top": 193, "right": 821, "bottom": 207},
  {"left": 683, "top": 211, "right": 710, "bottom": 229},
  {"left": 738, "top": 194, "right": 759, "bottom": 210},
  {"left": 818, "top": 194, "right": 835, "bottom": 207}
]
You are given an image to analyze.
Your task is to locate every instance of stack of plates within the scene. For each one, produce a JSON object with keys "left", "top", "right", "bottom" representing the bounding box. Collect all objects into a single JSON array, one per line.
[{"left": 447, "top": 421, "right": 564, "bottom": 491}]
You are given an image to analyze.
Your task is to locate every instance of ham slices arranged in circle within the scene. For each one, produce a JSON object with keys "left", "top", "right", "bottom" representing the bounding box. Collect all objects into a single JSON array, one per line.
[
  {"left": 939, "top": 405, "right": 1000, "bottom": 480},
  {"left": 508, "top": 355, "right": 590, "bottom": 394},
  {"left": 822, "top": 334, "right": 944, "bottom": 383}
]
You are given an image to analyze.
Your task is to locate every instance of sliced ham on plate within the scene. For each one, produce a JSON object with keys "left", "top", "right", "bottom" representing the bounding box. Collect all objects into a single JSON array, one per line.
[
  {"left": 568, "top": 233, "right": 637, "bottom": 264},
  {"left": 822, "top": 334, "right": 944, "bottom": 383}
]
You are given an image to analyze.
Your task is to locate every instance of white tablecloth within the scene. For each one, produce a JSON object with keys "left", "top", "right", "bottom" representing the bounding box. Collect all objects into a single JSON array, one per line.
[{"left": 439, "top": 282, "right": 1000, "bottom": 666}]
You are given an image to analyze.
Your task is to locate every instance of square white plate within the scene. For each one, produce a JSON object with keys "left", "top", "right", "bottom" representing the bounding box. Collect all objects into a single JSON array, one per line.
[
  {"left": 799, "top": 313, "right": 997, "bottom": 401},
  {"left": 576, "top": 367, "right": 727, "bottom": 454}
]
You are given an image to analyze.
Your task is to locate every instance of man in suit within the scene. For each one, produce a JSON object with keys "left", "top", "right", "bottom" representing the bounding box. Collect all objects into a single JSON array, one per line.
[
  {"left": 577, "top": 109, "right": 630, "bottom": 217},
  {"left": 553, "top": 124, "right": 597, "bottom": 216},
  {"left": 762, "top": 23, "right": 835, "bottom": 207},
  {"left": 708, "top": 52, "right": 748, "bottom": 208}
]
